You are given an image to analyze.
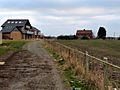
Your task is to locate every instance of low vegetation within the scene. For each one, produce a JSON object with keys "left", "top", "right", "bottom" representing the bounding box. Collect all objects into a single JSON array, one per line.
[
  {"left": 57, "top": 40, "right": 120, "bottom": 66},
  {"left": 57, "top": 35, "right": 78, "bottom": 40},
  {"left": 45, "top": 46, "right": 96, "bottom": 90},
  {"left": 0, "top": 40, "right": 29, "bottom": 56}
]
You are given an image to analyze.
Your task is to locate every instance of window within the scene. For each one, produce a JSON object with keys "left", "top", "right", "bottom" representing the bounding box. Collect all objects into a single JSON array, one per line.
[
  {"left": 11, "top": 21, "right": 14, "bottom": 23},
  {"left": 26, "top": 25, "right": 30, "bottom": 29},
  {"left": 19, "top": 21, "right": 23, "bottom": 23},
  {"left": 15, "top": 21, "right": 18, "bottom": 23},
  {"left": 7, "top": 21, "right": 10, "bottom": 23}
]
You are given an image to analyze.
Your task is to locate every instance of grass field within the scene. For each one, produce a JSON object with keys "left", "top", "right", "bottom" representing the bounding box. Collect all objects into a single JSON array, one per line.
[
  {"left": 57, "top": 40, "right": 120, "bottom": 66},
  {"left": 0, "top": 40, "right": 29, "bottom": 56}
]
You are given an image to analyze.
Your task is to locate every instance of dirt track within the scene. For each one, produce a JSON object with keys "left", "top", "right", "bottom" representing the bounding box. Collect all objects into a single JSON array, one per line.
[{"left": 0, "top": 41, "right": 65, "bottom": 90}]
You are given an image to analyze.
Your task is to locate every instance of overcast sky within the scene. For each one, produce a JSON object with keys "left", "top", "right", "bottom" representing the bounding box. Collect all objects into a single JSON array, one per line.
[{"left": 0, "top": 0, "right": 120, "bottom": 37}]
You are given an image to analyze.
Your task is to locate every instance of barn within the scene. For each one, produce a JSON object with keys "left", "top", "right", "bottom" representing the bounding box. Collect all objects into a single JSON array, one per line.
[{"left": 76, "top": 29, "right": 93, "bottom": 39}]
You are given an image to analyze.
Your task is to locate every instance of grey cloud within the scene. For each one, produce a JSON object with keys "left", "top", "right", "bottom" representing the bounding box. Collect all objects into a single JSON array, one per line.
[{"left": 0, "top": 0, "right": 120, "bottom": 36}]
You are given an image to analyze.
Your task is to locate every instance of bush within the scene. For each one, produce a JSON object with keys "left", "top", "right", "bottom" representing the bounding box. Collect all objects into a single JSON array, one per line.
[
  {"left": 57, "top": 35, "right": 78, "bottom": 40},
  {"left": 118, "top": 37, "right": 120, "bottom": 40},
  {"left": 81, "top": 36, "right": 89, "bottom": 40}
]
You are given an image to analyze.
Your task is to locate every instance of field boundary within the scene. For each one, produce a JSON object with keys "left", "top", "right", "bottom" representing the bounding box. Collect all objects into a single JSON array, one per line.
[
  {"left": 44, "top": 40, "right": 120, "bottom": 90},
  {"left": 57, "top": 42, "right": 120, "bottom": 69}
]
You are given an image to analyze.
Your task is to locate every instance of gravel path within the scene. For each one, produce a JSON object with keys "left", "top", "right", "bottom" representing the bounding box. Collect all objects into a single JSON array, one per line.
[{"left": 0, "top": 41, "right": 65, "bottom": 90}]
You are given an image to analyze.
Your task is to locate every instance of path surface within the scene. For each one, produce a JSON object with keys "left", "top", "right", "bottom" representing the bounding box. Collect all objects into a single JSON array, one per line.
[{"left": 0, "top": 41, "right": 65, "bottom": 90}]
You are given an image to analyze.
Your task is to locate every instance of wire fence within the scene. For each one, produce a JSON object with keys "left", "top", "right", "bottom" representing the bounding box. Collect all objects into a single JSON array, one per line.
[{"left": 44, "top": 40, "right": 120, "bottom": 90}]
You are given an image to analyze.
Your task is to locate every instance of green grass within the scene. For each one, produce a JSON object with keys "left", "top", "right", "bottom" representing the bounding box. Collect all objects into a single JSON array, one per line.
[
  {"left": 57, "top": 40, "right": 120, "bottom": 65},
  {"left": 63, "top": 67, "right": 96, "bottom": 90},
  {"left": 0, "top": 40, "right": 29, "bottom": 56}
]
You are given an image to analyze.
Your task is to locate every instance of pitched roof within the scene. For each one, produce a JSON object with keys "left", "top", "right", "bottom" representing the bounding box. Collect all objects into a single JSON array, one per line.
[
  {"left": 1, "top": 19, "right": 30, "bottom": 27},
  {"left": 32, "top": 27, "right": 40, "bottom": 32},
  {"left": 1, "top": 19, "right": 32, "bottom": 33},
  {"left": 1, "top": 26, "right": 24, "bottom": 33},
  {"left": 1, "top": 26, "right": 16, "bottom": 33},
  {"left": 76, "top": 29, "right": 93, "bottom": 34}
]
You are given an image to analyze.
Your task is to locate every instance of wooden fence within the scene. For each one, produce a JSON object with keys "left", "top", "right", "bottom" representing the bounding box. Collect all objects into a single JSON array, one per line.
[{"left": 44, "top": 40, "right": 120, "bottom": 90}]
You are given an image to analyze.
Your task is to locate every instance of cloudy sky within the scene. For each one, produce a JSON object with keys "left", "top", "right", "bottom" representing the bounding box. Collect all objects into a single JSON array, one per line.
[{"left": 0, "top": 0, "right": 120, "bottom": 37}]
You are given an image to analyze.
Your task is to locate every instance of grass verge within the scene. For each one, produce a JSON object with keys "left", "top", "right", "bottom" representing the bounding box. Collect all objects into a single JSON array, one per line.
[
  {"left": 0, "top": 40, "right": 29, "bottom": 56},
  {"left": 45, "top": 46, "right": 96, "bottom": 90}
]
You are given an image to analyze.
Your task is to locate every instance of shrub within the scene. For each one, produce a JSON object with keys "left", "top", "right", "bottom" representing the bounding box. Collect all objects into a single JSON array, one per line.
[
  {"left": 118, "top": 37, "right": 120, "bottom": 40},
  {"left": 81, "top": 36, "right": 89, "bottom": 40},
  {"left": 57, "top": 35, "right": 78, "bottom": 40}
]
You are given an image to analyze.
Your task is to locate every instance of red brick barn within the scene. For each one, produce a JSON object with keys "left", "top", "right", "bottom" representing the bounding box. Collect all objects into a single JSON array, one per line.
[{"left": 76, "top": 29, "right": 93, "bottom": 39}]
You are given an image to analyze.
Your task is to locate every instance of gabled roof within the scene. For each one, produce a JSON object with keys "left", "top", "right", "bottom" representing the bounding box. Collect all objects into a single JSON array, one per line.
[
  {"left": 1, "top": 19, "right": 30, "bottom": 27},
  {"left": 1, "top": 26, "right": 15, "bottom": 33},
  {"left": 32, "top": 27, "right": 40, "bottom": 32},
  {"left": 1, "top": 26, "right": 24, "bottom": 33},
  {"left": 76, "top": 29, "right": 93, "bottom": 34},
  {"left": 1, "top": 19, "right": 32, "bottom": 33}
]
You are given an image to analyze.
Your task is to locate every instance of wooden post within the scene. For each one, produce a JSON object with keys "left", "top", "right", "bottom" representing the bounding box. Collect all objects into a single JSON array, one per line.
[
  {"left": 68, "top": 48, "right": 71, "bottom": 62},
  {"left": 51, "top": 41, "right": 53, "bottom": 51},
  {"left": 0, "top": 32, "right": 2, "bottom": 45},
  {"left": 103, "top": 57, "right": 109, "bottom": 90},
  {"left": 85, "top": 51, "right": 89, "bottom": 74},
  {"left": 58, "top": 44, "right": 61, "bottom": 57},
  {"left": 60, "top": 45, "right": 62, "bottom": 57}
]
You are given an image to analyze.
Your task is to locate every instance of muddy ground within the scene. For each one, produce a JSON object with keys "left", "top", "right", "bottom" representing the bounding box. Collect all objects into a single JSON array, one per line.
[{"left": 0, "top": 41, "right": 65, "bottom": 90}]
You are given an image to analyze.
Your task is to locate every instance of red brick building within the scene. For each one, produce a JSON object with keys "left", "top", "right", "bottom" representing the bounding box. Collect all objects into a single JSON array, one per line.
[{"left": 76, "top": 29, "right": 93, "bottom": 39}]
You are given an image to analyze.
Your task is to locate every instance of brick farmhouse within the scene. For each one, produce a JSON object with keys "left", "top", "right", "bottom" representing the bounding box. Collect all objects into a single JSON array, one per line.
[
  {"left": 1, "top": 19, "right": 41, "bottom": 40},
  {"left": 76, "top": 29, "right": 93, "bottom": 39}
]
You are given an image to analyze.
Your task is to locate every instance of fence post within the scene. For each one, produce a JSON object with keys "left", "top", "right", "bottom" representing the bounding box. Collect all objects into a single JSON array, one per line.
[
  {"left": 0, "top": 32, "right": 2, "bottom": 45},
  {"left": 68, "top": 48, "right": 71, "bottom": 62},
  {"left": 103, "top": 57, "right": 109, "bottom": 90},
  {"left": 60, "top": 45, "right": 62, "bottom": 57},
  {"left": 85, "top": 51, "right": 89, "bottom": 74},
  {"left": 57, "top": 43, "right": 62, "bottom": 57},
  {"left": 51, "top": 42, "right": 54, "bottom": 51}
]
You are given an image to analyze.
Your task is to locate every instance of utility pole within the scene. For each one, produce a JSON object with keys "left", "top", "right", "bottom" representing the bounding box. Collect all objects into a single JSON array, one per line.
[{"left": 113, "top": 32, "right": 115, "bottom": 39}]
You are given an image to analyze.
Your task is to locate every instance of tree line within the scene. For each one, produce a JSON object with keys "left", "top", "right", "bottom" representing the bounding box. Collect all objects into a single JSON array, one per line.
[
  {"left": 45, "top": 27, "right": 120, "bottom": 40},
  {"left": 57, "top": 27, "right": 107, "bottom": 40}
]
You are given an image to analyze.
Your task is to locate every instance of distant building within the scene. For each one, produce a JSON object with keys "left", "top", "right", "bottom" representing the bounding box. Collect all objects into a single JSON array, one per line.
[
  {"left": 31, "top": 27, "right": 42, "bottom": 39},
  {"left": 76, "top": 29, "right": 93, "bottom": 39},
  {"left": 1, "top": 19, "right": 41, "bottom": 40}
]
